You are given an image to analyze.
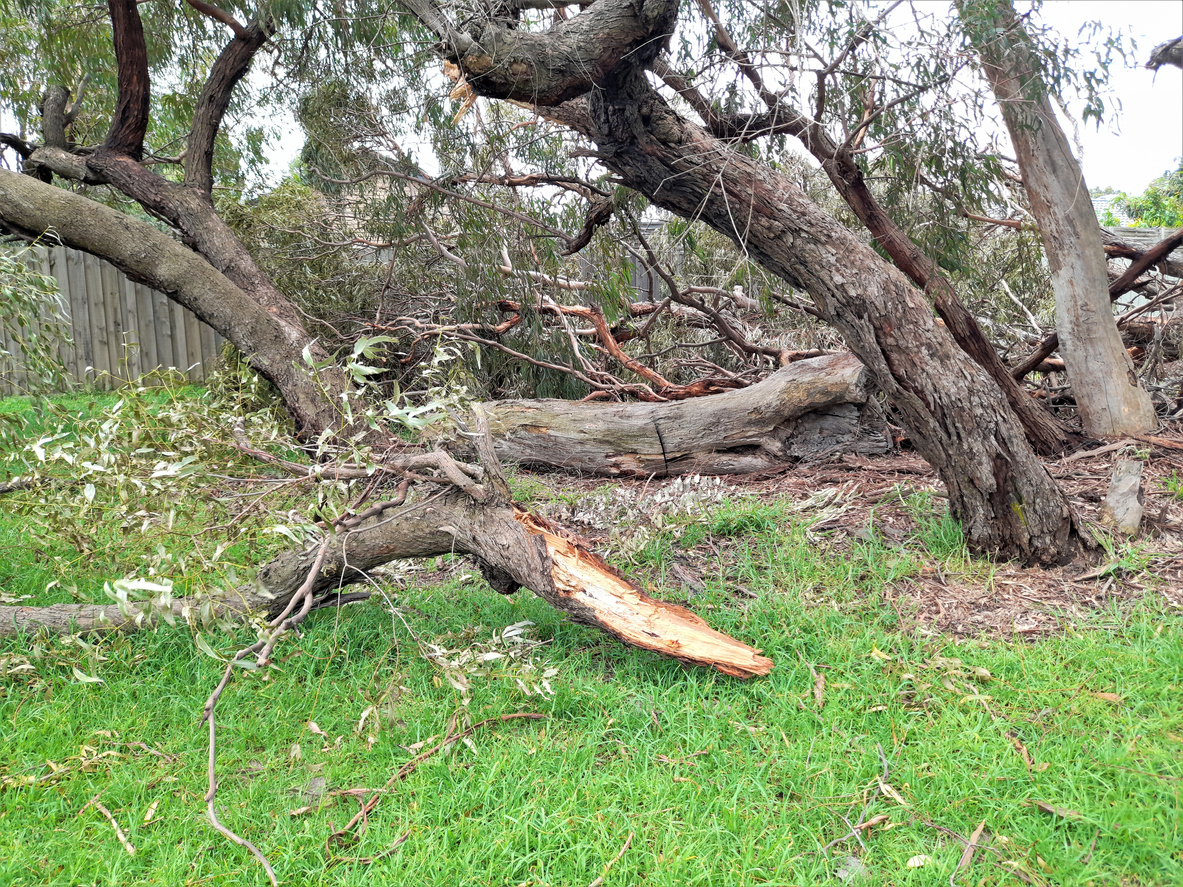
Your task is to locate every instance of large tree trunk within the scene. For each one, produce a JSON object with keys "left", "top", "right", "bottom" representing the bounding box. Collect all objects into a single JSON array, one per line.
[
  {"left": 0, "top": 169, "right": 349, "bottom": 439},
  {"left": 959, "top": 0, "right": 1156, "bottom": 438},
  {"left": 558, "top": 71, "right": 1081, "bottom": 563},
  {"left": 0, "top": 491, "right": 772, "bottom": 678},
  {"left": 481, "top": 352, "right": 887, "bottom": 476}
]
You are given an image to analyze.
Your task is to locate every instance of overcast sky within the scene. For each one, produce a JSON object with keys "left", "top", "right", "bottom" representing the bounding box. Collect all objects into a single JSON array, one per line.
[{"left": 1032, "top": 0, "right": 1183, "bottom": 192}]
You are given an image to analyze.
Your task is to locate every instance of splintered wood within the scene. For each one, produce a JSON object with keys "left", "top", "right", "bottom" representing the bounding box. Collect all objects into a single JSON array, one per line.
[{"left": 512, "top": 507, "right": 773, "bottom": 678}]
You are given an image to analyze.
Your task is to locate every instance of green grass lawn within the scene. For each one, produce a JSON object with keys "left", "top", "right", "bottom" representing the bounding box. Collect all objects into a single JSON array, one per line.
[{"left": 1, "top": 391, "right": 1180, "bottom": 886}]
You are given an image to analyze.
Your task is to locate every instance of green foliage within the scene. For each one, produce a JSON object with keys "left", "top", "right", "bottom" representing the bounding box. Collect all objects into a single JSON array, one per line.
[
  {"left": 2, "top": 459, "right": 1180, "bottom": 884},
  {"left": 1111, "top": 160, "right": 1183, "bottom": 228}
]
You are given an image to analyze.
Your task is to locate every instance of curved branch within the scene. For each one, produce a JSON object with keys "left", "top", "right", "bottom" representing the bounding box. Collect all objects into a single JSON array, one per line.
[
  {"left": 0, "top": 168, "right": 346, "bottom": 438},
  {"left": 0, "top": 491, "right": 772, "bottom": 677},
  {"left": 405, "top": 0, "right": 679, "bottom": 104},
  {"left": 185, "top": 19, "right": 274, "bottom": 197},
  {"left": 184, "top": 0, "right": 248, "bottom": 37}
]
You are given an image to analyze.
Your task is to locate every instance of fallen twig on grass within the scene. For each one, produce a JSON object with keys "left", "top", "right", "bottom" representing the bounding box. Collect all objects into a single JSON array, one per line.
[
  {"left": 80, "top": 794, "right": 136, "bottom": 856},
  {"left": 951, "top": 819, "right": 987, "bottom": 886},
  {"left": 201, "top": 536, "right": 333, "bottom": 887},
  {"left": 588, "top": 830, "right": 634, "bottom": 887},
  {"left": 326, "top": 711, "right": 547, "bottom": 850}
]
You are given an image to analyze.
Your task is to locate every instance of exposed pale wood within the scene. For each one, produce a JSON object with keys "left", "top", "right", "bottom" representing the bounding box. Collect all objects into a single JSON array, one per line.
[
  {"left": 1100, "top": 459, "right": 1144, "bottom": 536},
  {"left": 481, "top": 353, "right": 887, "bottom": 477},
  {"left": 513, "top": 508, "right": 773, "bottom": 676},
  {"left": 963, "top": 0, "right": 1155, "bottom": 437}
]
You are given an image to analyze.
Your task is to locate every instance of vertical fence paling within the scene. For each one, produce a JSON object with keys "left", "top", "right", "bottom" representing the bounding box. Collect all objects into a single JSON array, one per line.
[{"left": 0, "top": 246, "right": 224, "bottom": 395}]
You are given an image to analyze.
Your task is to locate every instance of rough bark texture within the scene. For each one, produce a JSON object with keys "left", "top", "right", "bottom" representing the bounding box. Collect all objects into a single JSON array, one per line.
[
  {"left": 0, "top": 492, "right": 771, "bottom": 677},
  {"left": 105, "top": 0, "right": 150, "bottom": 159},
  {"left": 559, "top": 71, "right": 1079, "bottom": 563},
  {"left": 481, "top": 352, "right": 887, "bottom": 476},
  {"left": 961, "top": 0, "right": 1155, "bottom": 438},
  {"left": 656, "top": 64, "right": 1071, "bottom": 456},
  {"left": 8, "top": 0, "right": 358, "bottom": 442}
]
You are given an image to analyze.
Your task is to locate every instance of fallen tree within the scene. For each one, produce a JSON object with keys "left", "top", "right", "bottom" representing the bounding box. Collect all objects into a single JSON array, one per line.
[
  {"left": 479, "top": 352, "right": 888, "bottom": 477},
  {"left": 0, "top": 454, "right": 772, "bottom": 677}
]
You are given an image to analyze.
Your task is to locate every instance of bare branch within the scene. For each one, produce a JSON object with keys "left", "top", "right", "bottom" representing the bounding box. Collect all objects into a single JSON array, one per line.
[
  {"left": 183, "top": 0, "right": 248, "bottom": 37},
  {"left": 185, "top": 19, "right": 274, "bottom": 196}
]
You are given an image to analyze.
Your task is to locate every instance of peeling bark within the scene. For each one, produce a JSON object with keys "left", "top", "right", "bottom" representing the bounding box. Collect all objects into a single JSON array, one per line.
[{"left": 960, "top": 0, "right": 1156, "bottom": 438}]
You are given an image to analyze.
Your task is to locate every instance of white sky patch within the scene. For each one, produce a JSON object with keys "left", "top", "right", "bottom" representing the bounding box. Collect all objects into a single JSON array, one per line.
[{"left": 1034, "top": 0, "right": 1183, "bottom": 192}]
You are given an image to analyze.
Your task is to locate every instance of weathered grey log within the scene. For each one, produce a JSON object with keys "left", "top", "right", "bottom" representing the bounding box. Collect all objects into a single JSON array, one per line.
[{"left": 480, "top": 352, "right": 887, "bottom": 477}]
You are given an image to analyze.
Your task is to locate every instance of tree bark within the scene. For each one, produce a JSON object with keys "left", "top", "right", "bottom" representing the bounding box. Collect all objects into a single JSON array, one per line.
[
  {"left": 0, "top": 492, "right": 772, "bottom": 678},
  {"left": 556, "top": 74, "right": 1081, "bottom": 563},
  {"left": 480, "top": 352, "right": 887, "bottom": 476},
  {"left": 959, "top": 0, "right": 1156, "bottom": 438},
  {"left": 657, "top": 62, "right": 1073, "bottom": 457}
]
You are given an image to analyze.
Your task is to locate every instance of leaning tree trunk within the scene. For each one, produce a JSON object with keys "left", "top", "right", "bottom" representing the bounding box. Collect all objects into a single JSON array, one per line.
[
  {"left": 959, "top": 0, "right": 1156, "bottom": 438},
  {"left": 0, "top": 169, "right": 351, "bottom": 440},
  {"left": 406, "top": 0, "right": 1085, "bottom": 563},
  {"left": 480, "top": 352, "right": 887, "bottom": 476},
  {"left": 553, "top": 70, "right": 1081, "bottom": 563}
]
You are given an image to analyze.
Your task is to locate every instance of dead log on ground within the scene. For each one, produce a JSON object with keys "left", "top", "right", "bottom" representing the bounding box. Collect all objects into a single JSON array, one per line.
[
  {"left": 0, "top": 490, "right": 772, "bottom": 678},
  {"left": 479, "top": 352, "right": 887, "bottom": 477}
]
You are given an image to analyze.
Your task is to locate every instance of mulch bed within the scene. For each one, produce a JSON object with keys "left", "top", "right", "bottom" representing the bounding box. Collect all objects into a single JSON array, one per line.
[{"left": 531, "top": 422, "right": 1183, "bottom": 640}]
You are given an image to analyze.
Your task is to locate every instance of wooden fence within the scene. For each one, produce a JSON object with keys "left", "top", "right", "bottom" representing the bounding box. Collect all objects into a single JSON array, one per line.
[{"left": 0, "top": 245, "right": 223, "bottom": 396}]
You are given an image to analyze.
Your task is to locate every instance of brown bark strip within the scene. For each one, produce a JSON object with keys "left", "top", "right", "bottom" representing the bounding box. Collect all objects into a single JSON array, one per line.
[
  {"left": 105, "top": 0, "right": 151, "bottom": 160},
  {"left": 656, "top": 44, "right": 1070, "bottom": 456},
  {"left": 586, "top": 304, "right": 673, "bottom": 388},
  {"left": 1108, "top": 226, "right": 1183, "bottom": 299},
  {"left": 184, "top": 0, "right": 248, "bottom": 37}
]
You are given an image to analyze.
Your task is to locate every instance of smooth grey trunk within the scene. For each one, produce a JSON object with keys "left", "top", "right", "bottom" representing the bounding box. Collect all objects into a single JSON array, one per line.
[
  {"left": 480, "top": 353, "right": 887, "bottom": 476},
  {"left": 960, "top": 0, "right": 1156, "bottom": 438}
]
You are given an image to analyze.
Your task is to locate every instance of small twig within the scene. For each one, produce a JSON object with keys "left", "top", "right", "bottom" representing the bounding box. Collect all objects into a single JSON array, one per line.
[
  {"left": 205, "top": 715, "right": 278, "bottom": 886},
  {"left": 951, "top": 819, "right": 987, "bottom": 886},
  {"left": 80, "top": 794, "right": 136, "bottom": 856},
  {"left": 201, "top": 538, "right": 333, "bottom": 887},
  {"left": 587, "top": 830, "right": 634, "bottom": 887},
  {"left": 334, "top": 480, "right": 412, "bottom": 530},
  {"left": 327, "top": 712, "right": 546, "bottom": 849}
]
